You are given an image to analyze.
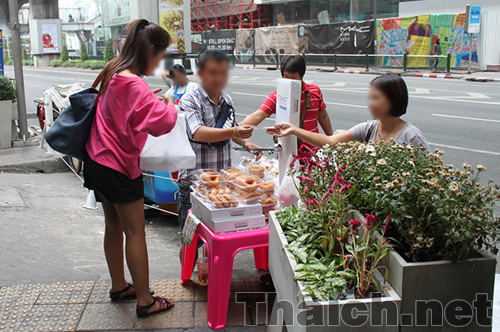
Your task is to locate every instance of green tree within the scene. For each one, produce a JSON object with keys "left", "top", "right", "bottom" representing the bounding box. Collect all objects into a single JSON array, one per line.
[
  {"left": 22, "top": 48, "right": 29, "bottom": 60},
  {"left": 103, "top": 42, "right": 115, "bottom": 63},
  {"left": 80, "top": 42, "right": 88, "bottom": 62},
  {"left": 61, "top": 45, "right": 69, "bottom": 62},
  {"left": 3, "top": 48, "right": 9, "bottom": 63}
]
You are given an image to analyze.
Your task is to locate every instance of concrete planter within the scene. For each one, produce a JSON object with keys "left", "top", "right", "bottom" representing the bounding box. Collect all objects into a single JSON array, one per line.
[
  {"left": 268, "top": 211, "right": 401, "bottom": 332},
  {"left": 383, "top": 247, "right": 496, "bottom": 331},
  {"left": 0, "top": 100, "right": 13, "bottom": 148}
]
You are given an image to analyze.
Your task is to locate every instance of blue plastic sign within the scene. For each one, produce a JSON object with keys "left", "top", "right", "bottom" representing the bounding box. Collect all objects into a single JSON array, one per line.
[
  {"left": 465, "top": 5, "right": 481, "bottom": 34},
  {"left": 0, "top": 29, "right": 4, "bottom": 76}
]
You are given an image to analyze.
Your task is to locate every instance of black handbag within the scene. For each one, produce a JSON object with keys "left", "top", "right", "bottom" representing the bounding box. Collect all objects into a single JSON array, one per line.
[{"left": 45, "top": 76, "right": 101, "bottom": 160}]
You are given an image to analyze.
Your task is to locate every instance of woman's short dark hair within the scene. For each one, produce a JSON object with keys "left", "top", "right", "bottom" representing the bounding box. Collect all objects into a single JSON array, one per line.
[
  {"left": 197, "top": 50, "right": 229, "bottom": 70},
  {"left": 280, "top": 55, "right": 306, "bottom": 78},
  {"left": 169, "top": 64, "right": 187, "bottom": 78},
  {"left": 370, "top": 74, "right": 409, "bottom": 117}
]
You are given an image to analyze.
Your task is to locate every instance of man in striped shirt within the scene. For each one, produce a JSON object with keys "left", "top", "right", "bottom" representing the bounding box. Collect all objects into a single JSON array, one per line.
[{"left": 240, "top": 55, "right": 333, "bottom": 157}]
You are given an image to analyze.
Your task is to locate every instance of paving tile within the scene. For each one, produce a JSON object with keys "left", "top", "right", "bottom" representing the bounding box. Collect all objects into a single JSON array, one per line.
[
  {"left": 36, "top": 281, "right": 94, "bottom": 305},
  {"left": 0, "top": 299, "right": 33, "bottom": 332},
  {"left": 77, "top": 302, "right": 136, "bottom": 331},
  {"left": 0, "top": 283, "right": 45, "bottom": 302},
  {"left": 194, "top": 283, "right": 207, "bottom": 302},
  {"left": 18, "top": 303, "right": 84, "bottom": 332},
  {"left": 229, "top": 278, "right": 247, "bottom": 303},
  {"left": 194, "top": 301, "right": 251, "bottom": 328},
  {"left": 134, "top": 301, "right": 193, "bottom": 330},
  {"left": 150, "top": 279, "right": 195, "bottom": 302},
  {"left": 248, "top": 300, "right": 274, "bottom": 326}
]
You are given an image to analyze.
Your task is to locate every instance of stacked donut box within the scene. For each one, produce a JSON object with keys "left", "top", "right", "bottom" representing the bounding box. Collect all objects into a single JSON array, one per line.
[{"left": 190, "top": 165, "right": 279, "bottom": 233}]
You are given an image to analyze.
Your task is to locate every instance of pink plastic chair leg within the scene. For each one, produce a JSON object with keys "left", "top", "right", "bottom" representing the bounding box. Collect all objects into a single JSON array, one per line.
[
  {"left": 253, "top": 246, "right": 269, "bottom": 270},
  {"left": 180, "top": 233, "right": 199, "bottom": 284},
  {"left": 207, "top": 247, "right": 234, "bottom": 329}
]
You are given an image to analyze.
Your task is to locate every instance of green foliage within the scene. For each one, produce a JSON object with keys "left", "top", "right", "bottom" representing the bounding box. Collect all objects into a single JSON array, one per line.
[
  {"left": 5, "top": 60, "right": 14, "bottom": 65},
  {"left": 331, "top": 141, "right": 500, "bottom": 262},
  {"left": 0, "top": 76, "right": 16, "bottom": 101},
  {"left": 48, "top": 60, "right": 63, "bottom": 67},
  {"left": 3, "top": 48, "right": 9, "bottom": 63},
  {"left": 61, "top": 45, "right": 69, "bottom": 62},
  {"left": 80, "top": 60, "right": 105, "bottom": 69},
  {"left": 22, "top": 60, "right": 34, "bottom": 66},
  {"left": 22, "top": 48, "right": 30, "bottom": 60},
  {"left": 80, "top": 42, "right": 88, "bottom": 62},
  {"left": 103, "top": 42, "right": 115, "bottom": 63}
]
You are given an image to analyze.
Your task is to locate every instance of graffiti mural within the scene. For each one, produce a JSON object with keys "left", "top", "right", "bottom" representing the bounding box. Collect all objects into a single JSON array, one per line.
[{"left": 377, "top": 13, "right": 478, "bottom": 68}]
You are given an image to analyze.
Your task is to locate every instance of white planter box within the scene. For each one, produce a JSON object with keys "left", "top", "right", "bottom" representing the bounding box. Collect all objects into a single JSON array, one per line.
[
  {"left": 0, "top": 100, "right": 13, "bottom": 149},
  {"left": 383, "top": 247, "right": 496, "bottom": 331},
  {"left": 268, "top": 212, "right": 401, "bottom": 332}
]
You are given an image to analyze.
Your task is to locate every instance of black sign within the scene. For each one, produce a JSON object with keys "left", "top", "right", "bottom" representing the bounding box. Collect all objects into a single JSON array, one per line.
[{"left": 202, "top": 30, "right": 236, "bottom": 54}]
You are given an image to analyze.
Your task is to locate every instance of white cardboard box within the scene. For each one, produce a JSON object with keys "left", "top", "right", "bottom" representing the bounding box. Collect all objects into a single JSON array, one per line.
[
  {"left": 275, "top": 78, "right": 302, "bottom": 184},
  {"left": 202, "top": 213, "right": 266, "bottom": 233},
  {"left": 190, "top": 193, "right": 262, "bottom": 222}
]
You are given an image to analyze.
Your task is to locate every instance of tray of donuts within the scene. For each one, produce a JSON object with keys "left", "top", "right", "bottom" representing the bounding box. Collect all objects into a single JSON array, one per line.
[{"left": 194, "top": 170, "right": 240, "bottom": 209}]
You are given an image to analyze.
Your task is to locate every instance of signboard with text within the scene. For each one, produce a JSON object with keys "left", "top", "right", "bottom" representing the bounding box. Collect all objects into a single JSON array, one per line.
[
  {"left": 41, "top": 23, "right": 60, "bottom": 54},
  {"left": 0, "top": 29, "right": 4, "bottom": 76},
  {"left": 465, "top": 5, "right": 481, "bottom": 34}
]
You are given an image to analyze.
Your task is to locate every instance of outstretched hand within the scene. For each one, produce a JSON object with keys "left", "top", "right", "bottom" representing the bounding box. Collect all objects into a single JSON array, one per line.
[{"left": 267, "top": 122, "right": 296, "bottom": 137}]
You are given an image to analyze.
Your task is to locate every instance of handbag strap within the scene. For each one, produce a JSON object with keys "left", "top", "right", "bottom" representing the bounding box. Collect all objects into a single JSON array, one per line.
[{"left": 297, "top": 90, "right": 311, "bottom": 146}]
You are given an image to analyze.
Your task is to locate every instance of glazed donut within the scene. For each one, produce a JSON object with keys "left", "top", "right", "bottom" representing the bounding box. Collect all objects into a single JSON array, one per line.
[
  {"left": 259, "top": 182, "right": 275, "bottom": 192},
  {"left": 262, "top": 197, "right": 278, "bottom": 206},
  {"left": 242, "top": 191, "right": 262, "bottom": 200},
  {"left": 200, "top": 171, "right": 221, "bottom": 187},
  {"left": 226, "top": 171, "right": 242, "bottom": 181},
  {"left": 249, "top": 165, "right": 265, "bottom": 176},
  {"left": 215, "top": 194, "right": 230, "bottom": 208},
  {"left": 222, "top": 194, "right": 238, "bottom": 207},
  {"left": 235, "top": 175, "right": 259, "bottom": 192}
]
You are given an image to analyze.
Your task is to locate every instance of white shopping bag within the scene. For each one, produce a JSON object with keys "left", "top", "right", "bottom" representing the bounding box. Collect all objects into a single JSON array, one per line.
[
  {"left": 279, "top": 155, "right": 300, "bottom": 207},
  {"left": 140, "top": 112, "right": 196, "bottom": 172}
]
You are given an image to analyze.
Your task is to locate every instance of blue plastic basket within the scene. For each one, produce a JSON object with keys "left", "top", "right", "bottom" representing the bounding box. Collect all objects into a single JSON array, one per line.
[{"left": 143, "top": 172, "right": 178, "bottom": 204}]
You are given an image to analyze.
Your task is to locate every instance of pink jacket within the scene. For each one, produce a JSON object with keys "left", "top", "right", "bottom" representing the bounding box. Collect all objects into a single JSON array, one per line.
[{"left": 86, "top": 74, "right": 177, "bottom": 179}]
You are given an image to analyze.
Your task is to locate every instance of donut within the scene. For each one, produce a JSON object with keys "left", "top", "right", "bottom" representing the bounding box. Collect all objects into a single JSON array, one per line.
[
  {"left": 235, "top": 175, "right": 259, "bottom": 192},
  {"left": 243, "top": 191, "right": 262, "bottom": 200},
  {"left": 215, "top": 194, "right": 230, "bottom": 208},
  {"left": 259, "top": 182, "right": 275, "bottom": 192},
  {"left": 200, "top": 171, "right": 221, "bottom": 187},
  {"left": 249, "top": 165, "right": 265, "bottom": 176},
  {"left": 262, "top": 197, "right": 278, "bottom": 206},
  {"left": 226, "top": 171, "right": 242, "bottom": 181},
  {"left": 222, "top": 194, "right": 238, "bottom": 207}
]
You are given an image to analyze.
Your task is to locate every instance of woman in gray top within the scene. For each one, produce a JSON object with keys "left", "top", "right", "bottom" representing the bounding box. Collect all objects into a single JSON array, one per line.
[{"left": 268, "top": 74, "right": 429, "bottom": 150}]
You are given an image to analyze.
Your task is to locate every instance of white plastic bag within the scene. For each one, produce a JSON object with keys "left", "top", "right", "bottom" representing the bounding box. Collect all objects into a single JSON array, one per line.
[
  {"left": 140, "top": 112, "right": 196, "bottom": 172},
  {"left": 279, "top": 155, "right": 300, "bottom": 207}
]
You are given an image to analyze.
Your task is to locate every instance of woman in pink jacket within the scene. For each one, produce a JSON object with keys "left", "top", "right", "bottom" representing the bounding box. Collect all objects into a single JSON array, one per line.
[{"left": 85, "top": 19, "right": 177, "bottom": 318}]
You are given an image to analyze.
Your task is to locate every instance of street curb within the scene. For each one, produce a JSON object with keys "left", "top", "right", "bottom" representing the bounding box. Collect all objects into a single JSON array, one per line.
[
  {"left": 465, "top": 77, "right": 500, "bottom": 82},
  {"left": 0, "top": 156, "right": 69, "bottom": 174},
  {"left": 403, "top": 72, "right": 462, "bottom": 79}
]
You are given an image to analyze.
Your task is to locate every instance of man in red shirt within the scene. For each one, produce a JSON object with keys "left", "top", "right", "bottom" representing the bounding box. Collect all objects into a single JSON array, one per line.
[{"left": 239, "top": 55, "right": 333, "bottom": 157}]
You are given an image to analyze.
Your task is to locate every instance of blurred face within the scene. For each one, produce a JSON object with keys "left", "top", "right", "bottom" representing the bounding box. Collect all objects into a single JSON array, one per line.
[
  {"left": 172, "top": 71, "right": 188, "bottom": 86},
  {"left": 282, "top": 70, "right": 302, "bottom": 81},
  {"left": 144, "top": 48, "right": 166, "bottom": 76},
  {"left": 368, "top": 85, "right": 392, "bottom": 120},
  {"left": 198, "top": 59, "right": 229, "bottom": 95}
]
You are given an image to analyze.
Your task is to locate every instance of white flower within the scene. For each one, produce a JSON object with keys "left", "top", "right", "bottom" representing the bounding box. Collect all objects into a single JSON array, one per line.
[
  {"left": 365, "top": 145, "right": 376, "bottom": 157},
  {"left": 477, "top": 165, "right": 487, "bottom": 172},
  {"left": 377, "top": 159, "right": 388, "bottom": 166},
  {"left": 358, "top": 143, "right": 366, "bottom": 151}
]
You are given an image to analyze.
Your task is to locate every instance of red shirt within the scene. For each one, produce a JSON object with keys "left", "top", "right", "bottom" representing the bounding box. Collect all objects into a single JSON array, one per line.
[{"left": 259, "top": 81, "right": 327, "bottom": 158}]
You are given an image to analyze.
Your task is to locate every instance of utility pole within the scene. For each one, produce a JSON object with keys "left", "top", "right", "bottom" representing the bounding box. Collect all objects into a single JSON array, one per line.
[{"left": 7, "top": 0, "right": 28, "bottom": 140}]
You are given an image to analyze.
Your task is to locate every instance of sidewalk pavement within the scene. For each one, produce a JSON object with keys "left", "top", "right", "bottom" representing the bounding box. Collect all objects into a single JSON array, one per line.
[
  {"left": 234, "top": 64, "right": 500, "bottom": 82},
  {"left": 0, "top": 277, "right": 273, "bottom": 332}
]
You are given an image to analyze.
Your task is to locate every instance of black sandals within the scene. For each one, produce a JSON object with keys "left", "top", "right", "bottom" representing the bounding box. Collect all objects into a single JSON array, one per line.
[
  {"left": 109, "top": 283, "right": 154, "bottom": 302},
  {"left": 136, "top": 296, "right": 175, "bottom": 318}
]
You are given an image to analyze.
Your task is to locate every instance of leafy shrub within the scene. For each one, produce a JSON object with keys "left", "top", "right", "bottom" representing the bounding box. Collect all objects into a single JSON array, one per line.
[
  {"left": 80, "top": 42, "right": 88, "bottom": 62},
  {"left": 5, "top": 60, "right": 14, "bottom": 65},
  {"left": 104, "top": 42, "right": 115, "bottom": 63},
  {"left": 80, "top": 60, "right": 105, "bottom": 70},
  {"left": 23, "top": 60, "right": 34, "bottom": 66},
  {"left": 61, "top": 45, "right": 69, "bottom": 62},
  {"left": 0, "top": 76, "right": 16, "bottom": 101},
  {"left": 48, "top": 60, "right": 63, "bottom": 67},
  {"left": 3, "top": 48, "right": 9, "bottom": 63}
]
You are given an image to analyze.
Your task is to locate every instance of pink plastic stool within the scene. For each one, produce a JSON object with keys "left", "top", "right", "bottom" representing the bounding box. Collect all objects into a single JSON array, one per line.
[{"left": 180, "top": 216, "right": 269, "bottom": 330}]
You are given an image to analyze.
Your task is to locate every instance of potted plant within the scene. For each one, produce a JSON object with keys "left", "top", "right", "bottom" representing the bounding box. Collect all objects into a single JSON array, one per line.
[
  {"left": 269, "top": 153, "right": 401, "bottom": 331},
  {"left": 0, "top": 76, "right": 16, "bottom": 148},
  {"left": 330, "top": 141, "right": 499, "bottom": 331}
]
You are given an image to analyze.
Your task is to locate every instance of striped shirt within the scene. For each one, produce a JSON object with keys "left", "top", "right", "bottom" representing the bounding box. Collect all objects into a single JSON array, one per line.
[
  {"left": 259, "top": 81, "right": 327, "bottom": 156},
  {"left": 178, "top": 86, "right": 234, "bottom": 182}
]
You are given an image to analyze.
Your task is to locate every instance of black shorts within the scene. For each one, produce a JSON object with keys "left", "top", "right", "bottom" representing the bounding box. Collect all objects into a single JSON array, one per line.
[{"left": 83, "top": 157, "right": 144, "bottom": 204}]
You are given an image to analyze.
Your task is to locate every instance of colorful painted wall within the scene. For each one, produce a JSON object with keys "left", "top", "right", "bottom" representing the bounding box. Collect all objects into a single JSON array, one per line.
[{"left": 377, "top": 13, "right": 479, "bottom": 68}]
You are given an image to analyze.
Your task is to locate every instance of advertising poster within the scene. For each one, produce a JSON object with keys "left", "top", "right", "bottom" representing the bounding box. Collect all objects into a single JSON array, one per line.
[
  {"left": 0, "top": 29, "right": 4, "bottom": 76},
  {"left": 255, "top": 26, "right": 299, "bottom": 64},
  {"left": 159, "top": 0, "right": 184, "bottom": 52},
  {"left": 42, "top": 23, "right": 59, "bottom": 54},
  {"left": 235, "top": 29, "right": 254, "bottom": 63},
  {"left": 201, "top": 30, "right": 236, "bottom": 54},
  {"left": 377, "top": 13, "right": 478, "bottom": 68}
]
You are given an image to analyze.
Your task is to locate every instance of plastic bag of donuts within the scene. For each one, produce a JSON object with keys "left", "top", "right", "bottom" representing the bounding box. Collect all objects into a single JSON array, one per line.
[
  {"left": 196, "top": 170, "right": 224, "bottom": 188},
  {"left": 220, "top": 167, "right": 244, "bottom": 181},
  {"left": 232, "top": 174, "right": 262, "bottom": 193},
  {"left": 261, "top": 195, "right": 279, "bottom": 216},
  {"left": 257, "top": 179, "right": 276, "bottom": 196},
  {"left": 237, "top": 190, "right": 264, "bottom": 205},
  {"left": 203, "top": 186, "right": 239, "bottom": 208}
]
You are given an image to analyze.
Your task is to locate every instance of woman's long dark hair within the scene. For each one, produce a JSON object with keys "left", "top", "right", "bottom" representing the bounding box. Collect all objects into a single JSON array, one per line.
[{"left": 93, "top": 19, "right": 171, "bottom": 94}]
